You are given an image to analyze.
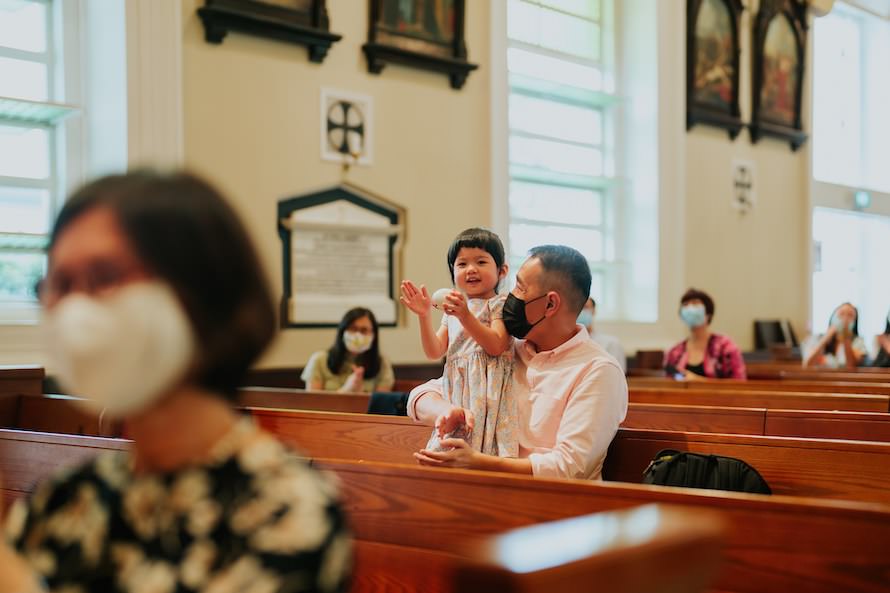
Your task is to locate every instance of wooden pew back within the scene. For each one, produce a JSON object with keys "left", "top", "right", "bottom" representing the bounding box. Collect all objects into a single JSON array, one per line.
[
  {"left": 630, "top": 377, "right": 890, "bottom": 397},
  {"left": 0, "top": 428, "right": 723, "bottom": 593},
  {"left": 630, "top": 385, "right": 890, "bottom": 411},
  {"left": 321, "top": 458, "right": 890, "bottom": 593},
  {"left": 251, "top": 408, "right": 890, "bottom": 505}
]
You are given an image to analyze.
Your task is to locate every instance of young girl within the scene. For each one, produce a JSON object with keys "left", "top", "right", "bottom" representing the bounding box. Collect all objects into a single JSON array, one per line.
[{"left": 400, "top": 227, "right": 517, "bottom": 457}]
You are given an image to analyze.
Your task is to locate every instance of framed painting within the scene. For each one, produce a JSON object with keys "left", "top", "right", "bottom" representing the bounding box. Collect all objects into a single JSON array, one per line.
[
  {"left": 363, "top": 0, "right": 478, "bottom": 90},
  {"left": 750, "top": 0, "right": 808, "bottom": 150},
  {"left": 198, "top": 0, "right": 341, "bottom": 63},
  {"left": 687, "top": 0, "right": 745, "bottom": 139}
]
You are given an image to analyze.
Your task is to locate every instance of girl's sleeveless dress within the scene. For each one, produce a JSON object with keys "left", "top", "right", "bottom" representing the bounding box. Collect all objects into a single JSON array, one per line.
[{"left": 431, "top": 294, "right": 518, "bottom": 457}]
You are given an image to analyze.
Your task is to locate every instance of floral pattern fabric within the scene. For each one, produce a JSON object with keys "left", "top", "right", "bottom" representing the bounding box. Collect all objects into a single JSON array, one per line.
[
  {"left": 4, "top": 420, "right": 350, "bottom": 593},
  {"left": 435, "top": 294, "right": 518, "bottom": 457}
]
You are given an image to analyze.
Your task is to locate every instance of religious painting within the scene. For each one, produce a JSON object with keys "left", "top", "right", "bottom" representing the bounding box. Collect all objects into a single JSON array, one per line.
[
  {"left": 686, "top": 0, "right": 744, "bottom": 138},
  {"left": 197, "top": 0, "right": 341, "bottom": 63},
  {"left": 751, "top": 0, "right": 808, "bottom": 150},
  {"left": 363, "top": 0, "right": 478, "bottom": 89}
]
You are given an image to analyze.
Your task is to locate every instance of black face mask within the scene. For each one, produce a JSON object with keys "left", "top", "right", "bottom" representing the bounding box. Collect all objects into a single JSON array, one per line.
[{"left": 503, "top": 293, "right": 548, "bottom": 338}]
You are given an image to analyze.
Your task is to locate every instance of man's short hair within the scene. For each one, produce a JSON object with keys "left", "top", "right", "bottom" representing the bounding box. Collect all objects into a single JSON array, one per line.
[{"left": 527, "top": 245, "right": 592, "bottom": 315}]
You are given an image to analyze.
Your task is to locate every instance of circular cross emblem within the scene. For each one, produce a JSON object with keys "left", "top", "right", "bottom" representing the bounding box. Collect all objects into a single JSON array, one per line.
[{"left": 327, "top": 100, "right": 365, "bottom": 157}]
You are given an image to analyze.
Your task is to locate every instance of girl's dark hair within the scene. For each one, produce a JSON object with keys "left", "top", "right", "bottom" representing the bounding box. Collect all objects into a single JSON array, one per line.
[
  {"left": 825, "top": 302, "right": 859, "bottom": 354},
  {"left": 48, "top": 170, "right": 276, "bottom": 398},
  {"left": 327, "top": 307, "right": 382, "bottom": 379},
  {"left": 446, "top": 227, "right": 506, "bottom": 287},
  {"left": 681, "top": 288, "right": 715, "bottom": 324}
]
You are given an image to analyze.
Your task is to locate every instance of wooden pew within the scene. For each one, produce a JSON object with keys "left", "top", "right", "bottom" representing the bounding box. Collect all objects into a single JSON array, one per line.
[
  {"left": 357, "top": 504, "right": 725, "bottom": 593},
  {"left": 0, "top": 429, "right": 725, "bottom": 593},
  {"left": 764, "top": 409, "right": 890, "bottom": 442},
  {"left": 630, "top": 377, "right": 890, "bottom": 397},
  {"left": 630, "top": 384, "right": 890, "bottom": 411},
  {"left": 602, "top": 428, "right": 890, "bottom": 504},
  {"left": 0, "top": 429, "right": 129, "bottom": 512},
  {"left": 0, "top": 365, "right": 43, "bottom": 397},
  {"left": 251, "top": 408, "right": 890, "bottom": 505},
  {"left": 239, "top": 387, "right": 369, "bottom": 414},
  {"left": 321, "top": 458, "right": 890, "bottom": 593}
]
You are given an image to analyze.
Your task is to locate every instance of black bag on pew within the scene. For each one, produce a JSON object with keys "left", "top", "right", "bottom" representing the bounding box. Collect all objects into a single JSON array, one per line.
[
  {"left": 366, "top": 392, "right": 409, "bottom": 416},
  {"left": 642, "top": 449, "right": 771, "bottom": 495}
]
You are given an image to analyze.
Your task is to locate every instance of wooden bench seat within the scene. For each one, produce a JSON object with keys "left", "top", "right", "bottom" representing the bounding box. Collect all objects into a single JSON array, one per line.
[
  {"left": 629, "top": 385, "right": 890, "bottom": 411},
  {"left": 250, "top": 408, "right": 890, "bottom": 505},
  {"left": 0, "top": 429, "right": 725, "bottom": 593},
  {"left": 320, "top": 458, "right": 890, "bottom": 593},
  {"left": 630, "top": 377, "right": 890, "bottom": 397}
]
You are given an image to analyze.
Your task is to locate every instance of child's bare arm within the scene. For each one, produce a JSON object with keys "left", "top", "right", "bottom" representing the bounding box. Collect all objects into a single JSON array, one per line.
[
  {"left": 401, "top": 281, "right": 448, "bottom": 360},
  {"left": 444, "top": 292, "right": 510, "bottom": 356}
]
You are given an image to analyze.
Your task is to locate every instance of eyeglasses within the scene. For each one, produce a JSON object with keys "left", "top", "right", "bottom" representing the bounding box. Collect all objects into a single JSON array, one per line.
[{"left": 36, "top": 260, "right": 148, "bottom": 304}]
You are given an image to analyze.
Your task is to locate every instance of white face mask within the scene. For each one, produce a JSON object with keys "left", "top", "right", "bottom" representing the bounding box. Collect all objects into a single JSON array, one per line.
[
  {"left": 43, "top": 281, "right": 195, "bottom": 419},
  {"left": 343, "top": 331, "right": 374, "bottom": 354}
]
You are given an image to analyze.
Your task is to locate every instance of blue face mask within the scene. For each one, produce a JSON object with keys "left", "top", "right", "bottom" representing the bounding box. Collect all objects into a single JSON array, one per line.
[
  {"left": 831, "top": 314, "right": 855, "bottom": 333},
  {"left": 680, "top": 304, "right": 707, "bottom": 328},
  {"left": 577, "top": 309, "right": 593, "bottom": 327}
]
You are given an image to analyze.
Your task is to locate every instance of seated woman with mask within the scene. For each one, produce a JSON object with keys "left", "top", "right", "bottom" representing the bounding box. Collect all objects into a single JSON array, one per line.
[
  {"left": 1, "top": 172, "right": 350, "bottom": 593},
  {"left": 663, "top": 288, "right": 747, "bottom": 380},
  {"left": 803, "top": 302, "right": 868, "bottom": 369},
  {"left": 302, "top": 307, "right": 394, "bottom": 393},
  {"left": 873, "top": 310, "right": 890, "bottom": 368}
]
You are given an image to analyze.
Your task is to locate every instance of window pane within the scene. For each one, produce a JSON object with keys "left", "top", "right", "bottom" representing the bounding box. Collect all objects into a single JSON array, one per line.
[
  {"left": 510, "top": 135, "right": 603, "bottom": 177},
  {"left": 510, "top": 223, "right": 603, "bottom": 261},
  {"left": 0, "top": 56, "right": 48, "bottom": 101},
  {"left": 813, "top": 11, "right": 862, "bottom": 187},
  {"left": 508, "top": 47, "right": 603, "bottom": 91},
  {"left": 0, "top": 186, "right": 50, "bottom": 233},
  {"left": 508, "top": 0, "right": 601, "bottom": 61},
  {"left": 540, "top": 0, "right": 600, "bottom": 21},
  {"left": 0, "top": 250, "right": 44, "bottom": 302},
  {"left": 509, "top": 182, "right": 602, "bottom": 226},
  {"left": 0, "top": 0, "right": 47, "bottom": 53},
  {"left": 509, "top": 94, "right": 603, "bottom": 144},
  {"left": 0, "top": 125, "right": 50, "bottom": 179}
]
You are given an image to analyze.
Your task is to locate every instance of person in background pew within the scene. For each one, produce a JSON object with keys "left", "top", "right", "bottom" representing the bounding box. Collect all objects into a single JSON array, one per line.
[
  {"left": 873, "top": 310, "right": 890, "bottom": 367},
  {"left": 663, "top": 288, "right": 747, "bottom": 380},
  {"left": 803, "top": 302, "right": 868, "bottom": 369},
  {"left": 578, "top": 297, "right": 627, "bottom": 373},
  {"left": 407, "top": 245, "right": 628, "bottom": 480},
  {"left": 1, "top": 172, "right": 350, "bottom": 593},
  {"left": 302, "top": 307, "right": 395, "bottom": 393}
]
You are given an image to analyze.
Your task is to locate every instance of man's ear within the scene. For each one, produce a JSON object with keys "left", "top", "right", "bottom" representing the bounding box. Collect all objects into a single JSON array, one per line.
[{"left": 544, "top": 291, "right": 561, "bottom": 316}]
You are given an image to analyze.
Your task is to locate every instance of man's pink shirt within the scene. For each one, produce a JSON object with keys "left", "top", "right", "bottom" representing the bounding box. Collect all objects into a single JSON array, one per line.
[{"left": 408, "top": 325, "right": 628, "bottom": 480}]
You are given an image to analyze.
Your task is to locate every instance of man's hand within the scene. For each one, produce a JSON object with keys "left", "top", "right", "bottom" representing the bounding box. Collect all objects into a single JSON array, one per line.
[
  {"left": 414, "top": 438, "right": 478, "bottom": 468},
  {"left": 434, "top": 407, "right": 475, "bottom": 438}
]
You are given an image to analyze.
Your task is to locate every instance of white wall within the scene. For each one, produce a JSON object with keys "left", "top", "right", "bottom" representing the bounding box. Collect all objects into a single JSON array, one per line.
[{"left": 0, "top": 0, "right": 814, "bottom": 368}]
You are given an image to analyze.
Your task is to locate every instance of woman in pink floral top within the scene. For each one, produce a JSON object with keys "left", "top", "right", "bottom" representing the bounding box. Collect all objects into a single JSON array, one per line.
[{"left": 663, "top": 288, "right": 747, "bottom": 380}]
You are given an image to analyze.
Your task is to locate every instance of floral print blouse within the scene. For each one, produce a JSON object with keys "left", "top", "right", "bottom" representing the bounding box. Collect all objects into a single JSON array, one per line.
[{"left": 4, "top": 420, "right": 351, "bottom": 593}]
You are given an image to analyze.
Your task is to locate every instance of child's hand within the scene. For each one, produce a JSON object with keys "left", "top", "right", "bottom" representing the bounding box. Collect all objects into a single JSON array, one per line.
[
  {"left": 400, "top": 280, "right": 432, "bottom": 318},
  {"left": 435, "top": 406, "right": 475, "bottom": 438},
  {"left": 442, "top": 290, "right": 470, "bottom": 322}
]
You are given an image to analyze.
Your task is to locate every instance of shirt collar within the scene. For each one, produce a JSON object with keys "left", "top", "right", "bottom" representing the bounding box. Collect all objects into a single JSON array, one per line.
[{"left": 519, "top": 324, "right": 590, "bottom": 359}]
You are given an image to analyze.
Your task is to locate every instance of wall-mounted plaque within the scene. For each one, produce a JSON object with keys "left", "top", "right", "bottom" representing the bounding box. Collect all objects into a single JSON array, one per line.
[{"left": 278, "top": 185, "right": 404, "bottom": 327}]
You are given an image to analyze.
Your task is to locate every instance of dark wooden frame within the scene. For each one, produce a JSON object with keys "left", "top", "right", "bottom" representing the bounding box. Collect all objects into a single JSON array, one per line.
[
  {"left": 197, "top": 0, "right": 342, "bottom": 63},
  {"left": 362, "top": 0, "right": 478, "bottom": 89},
  {"left": 686, "top": 0, "right": 745, "bottom": 139},
  {"left": 750, "top": 0, "right": 808, "bottom": 150},
  {"left": 277, "top": 186, "right": 401, "bottom": 329}
]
